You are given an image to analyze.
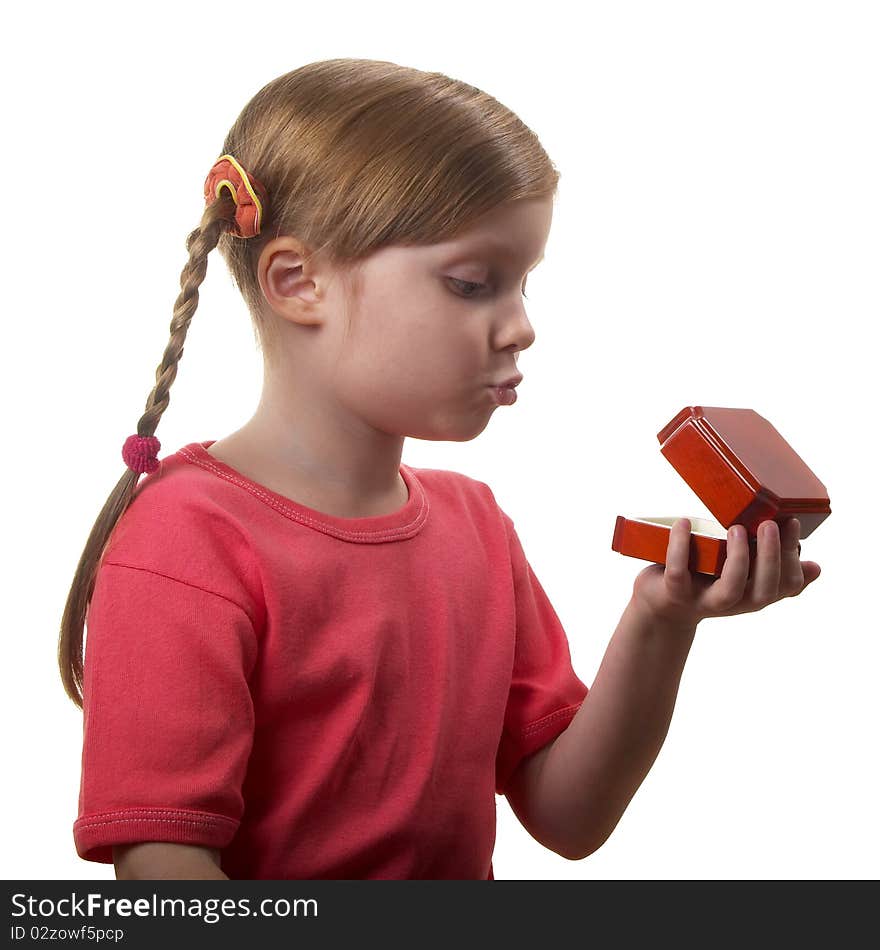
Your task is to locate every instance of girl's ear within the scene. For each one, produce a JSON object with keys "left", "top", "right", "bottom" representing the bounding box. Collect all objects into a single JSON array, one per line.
[{"left": 258, "top": 239, "right": 325, "bottom": 326}]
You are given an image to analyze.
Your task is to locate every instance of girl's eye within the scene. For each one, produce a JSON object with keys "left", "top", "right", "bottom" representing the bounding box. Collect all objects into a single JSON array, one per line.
[
  {"left": 447, "top": 277, "right": 530, "bottom": 299},
  {"left": 448, "top": 277, "right": 485, "bottom": 298}
]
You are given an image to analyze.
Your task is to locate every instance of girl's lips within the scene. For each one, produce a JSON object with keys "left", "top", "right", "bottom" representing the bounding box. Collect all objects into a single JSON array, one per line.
[{"left": 491, "top": 385, "right": 518, "bottom": 406}]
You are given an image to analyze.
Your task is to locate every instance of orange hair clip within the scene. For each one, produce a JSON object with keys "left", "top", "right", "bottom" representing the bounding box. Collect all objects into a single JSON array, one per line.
[{"left": 203, "top": 153, "right": 268, "bottom": 238}]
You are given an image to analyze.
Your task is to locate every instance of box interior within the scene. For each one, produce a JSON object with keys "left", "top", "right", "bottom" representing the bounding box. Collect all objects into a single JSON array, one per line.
[{"left": 634, "top": 516, "right": 728, "bottom": 540}]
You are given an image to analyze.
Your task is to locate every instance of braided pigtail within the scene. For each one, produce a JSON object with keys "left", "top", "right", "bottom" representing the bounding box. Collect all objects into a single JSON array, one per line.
[{"left": 58, "top": 190, "right": 240, "bottom": 709}]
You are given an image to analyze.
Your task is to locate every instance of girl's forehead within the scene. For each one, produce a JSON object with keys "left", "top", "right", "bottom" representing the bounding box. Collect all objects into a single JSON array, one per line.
[
  {"left": 432, "top": 200, "right": 553, "bottom": 260},
  {"left": 373, "top": 199, "right": 552, "bottom": 269},
  {"left": 426, "top": 233, "right": 547, "bottom": 269}
]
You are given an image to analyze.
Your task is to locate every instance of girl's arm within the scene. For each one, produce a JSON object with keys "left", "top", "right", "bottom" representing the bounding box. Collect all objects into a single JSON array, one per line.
[
  {"left": 505, "top": 516, "right": 815, "bottom": 861},
  {"left": 505, "top": 596, "right": 697, "bottom": 861},
  {"left": 113, "top": 843, "right": 230, "bottom": 880}
]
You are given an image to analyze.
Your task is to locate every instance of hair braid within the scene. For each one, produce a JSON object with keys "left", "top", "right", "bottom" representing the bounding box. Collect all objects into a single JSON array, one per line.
[{"left": 57, "top": 196, "right": 235, "bottom": 709}]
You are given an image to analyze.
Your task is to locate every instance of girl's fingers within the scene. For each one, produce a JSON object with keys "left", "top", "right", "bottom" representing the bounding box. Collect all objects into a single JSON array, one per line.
[
  {"left": 704, "top": 523, "right": 750, "bottom": 613},
  {"left": 657, "top": 517, "right": 817, "bottom": 621},
  {"left": 749, "top": 520, "right": 782, "bottom": 605}
]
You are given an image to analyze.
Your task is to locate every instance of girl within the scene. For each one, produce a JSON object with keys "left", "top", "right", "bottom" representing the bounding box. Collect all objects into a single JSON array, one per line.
[{"left": 59, "top": 58, "right": 821, "bottom": 881}]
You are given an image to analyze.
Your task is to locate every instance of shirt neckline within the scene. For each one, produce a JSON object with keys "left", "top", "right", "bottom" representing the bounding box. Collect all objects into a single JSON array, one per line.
[{"left": 176, "top": 440, "right": 429, "bottom": 544}]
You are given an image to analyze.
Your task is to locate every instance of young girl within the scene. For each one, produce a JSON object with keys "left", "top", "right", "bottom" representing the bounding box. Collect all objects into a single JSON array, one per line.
[{"left": 59, "top": 58, "right": 821, "bottom": 881}]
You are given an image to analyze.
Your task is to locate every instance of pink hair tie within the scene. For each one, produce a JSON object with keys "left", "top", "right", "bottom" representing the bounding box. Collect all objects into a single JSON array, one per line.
[{"left": 122, "top": 434, "right": 161, "bottom": 474}]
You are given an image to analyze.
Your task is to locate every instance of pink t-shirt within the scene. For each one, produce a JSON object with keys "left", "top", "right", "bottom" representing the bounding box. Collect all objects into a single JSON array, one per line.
[{"left": 73, "top": 440, "right": 588, "bottom": 879}]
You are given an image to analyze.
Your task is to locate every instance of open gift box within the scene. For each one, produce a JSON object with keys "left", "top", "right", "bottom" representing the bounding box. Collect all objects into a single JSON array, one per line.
[{"left": 611, "top": 406, "right": 831, "bottom": 576}]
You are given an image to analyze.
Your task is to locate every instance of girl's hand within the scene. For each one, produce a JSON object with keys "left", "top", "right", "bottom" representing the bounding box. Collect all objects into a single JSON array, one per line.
[{"left": 631, "top": 517, "right": 822, "bottom": 628}]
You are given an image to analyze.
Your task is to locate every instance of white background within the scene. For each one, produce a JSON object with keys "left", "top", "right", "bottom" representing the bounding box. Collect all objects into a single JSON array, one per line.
[{"left": 3, "top": 0, "right": 877, "bottom": 880}]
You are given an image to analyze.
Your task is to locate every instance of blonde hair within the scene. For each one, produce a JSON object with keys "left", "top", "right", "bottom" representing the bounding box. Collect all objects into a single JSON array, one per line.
[{"left": 58, "top": 57, "right": 561, "bottom": 708}]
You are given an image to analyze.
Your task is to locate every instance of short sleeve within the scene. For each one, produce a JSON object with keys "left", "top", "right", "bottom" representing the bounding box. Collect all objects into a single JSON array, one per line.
[
  {"left": 495, "top": 511, "right": 589, "bottom": 797},
  {"left": 73, "top": 562, "right": 258, "bottom": 864}
]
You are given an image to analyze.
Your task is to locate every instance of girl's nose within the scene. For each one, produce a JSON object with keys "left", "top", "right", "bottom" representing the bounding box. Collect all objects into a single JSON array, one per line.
[{"left": 503, "top": 298, "right": 536, "bottom": 352}]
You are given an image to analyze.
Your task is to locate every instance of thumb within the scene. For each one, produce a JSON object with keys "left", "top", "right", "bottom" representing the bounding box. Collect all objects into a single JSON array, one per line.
[{"left": 801, "top": 561, "right": 822, "bottom": 587}]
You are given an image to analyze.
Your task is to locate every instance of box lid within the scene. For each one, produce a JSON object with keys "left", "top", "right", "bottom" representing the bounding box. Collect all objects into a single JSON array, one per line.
[{"left": 657, "top": 406, "right": 831, "bottom": 539}]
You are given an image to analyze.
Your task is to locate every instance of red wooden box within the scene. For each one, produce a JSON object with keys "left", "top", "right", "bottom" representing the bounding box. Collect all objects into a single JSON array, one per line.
[{"left": 611, "top": 406, "right": 831, "bottom": 576}]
